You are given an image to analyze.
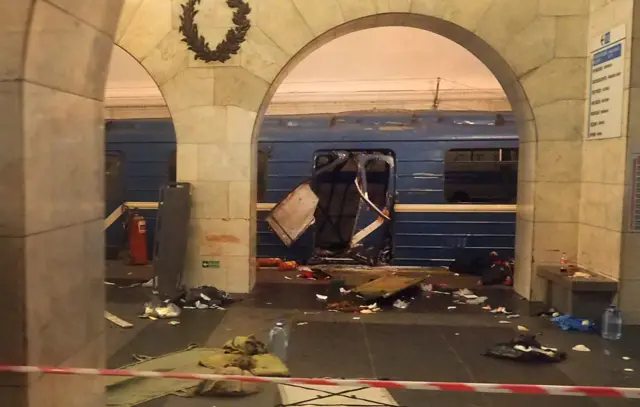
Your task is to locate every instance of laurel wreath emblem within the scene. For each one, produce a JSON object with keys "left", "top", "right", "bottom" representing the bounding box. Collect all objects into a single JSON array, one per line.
[{"left": 179, "top": 0, "right": 251, "bottom": 63}]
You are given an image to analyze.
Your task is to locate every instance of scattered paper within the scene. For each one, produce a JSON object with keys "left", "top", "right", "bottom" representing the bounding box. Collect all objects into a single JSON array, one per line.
[
  {"left": 316, "top": 294, "right": 328, "bottom": 301},
  {"left": 454, "top": 333, "right": 460, "bottom": 336},
  {"left": 168, "top": 320, "right": 180, "bottom": 326},
  {"left": 498, "top": 320, "right": 511, "bottom": 324},
  {"left": 482, "top": 305, "right": 492, "bottom": 310},
  {"left": 297, "top": 322, "right": 308, "bottom": 326},
  {"left": 572, "top": 344, "right": 591, "bottom": 352},
  {"left": 624, "top": 368, "right": 634, "bottom": 372},
  {"left": 353, "top": 317, "right": 361, "bottom": 320},
  {"left": 623, "top": 356, "right": 631, "bottom": 361},
  {"left": 304, "top": 311, "right": 321, "bottom": 315},
  {"left": 360, "top": 309, "right": 373, "bottom": 314},
  {"left": 284, "top": 276, "right": 292, "bottom": 280},
  {"left": 506, "top": 314, "right": 520, "bottom": 319},
  {"left": 340, "top": 287, "right": 351, "bottom": 295},
  {"left": 448, "top": 306, "right": 457, "bottom": 310},
  {"left": 466, "top": 296, "right": 488, "bottom": 305},
  {"left": 517, "top": 325, "right": 529, "bottom": 332}
]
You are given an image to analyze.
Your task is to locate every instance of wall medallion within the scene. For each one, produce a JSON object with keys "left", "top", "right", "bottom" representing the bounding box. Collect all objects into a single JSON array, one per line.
[{"left": 179, "top": 0, "right": 251, "bottom": 63}]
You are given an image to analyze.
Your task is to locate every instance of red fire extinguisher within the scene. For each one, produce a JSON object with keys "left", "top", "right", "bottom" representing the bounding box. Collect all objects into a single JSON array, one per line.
[{"left": 127, "top": 210, "right": 148, "bottom": 265}]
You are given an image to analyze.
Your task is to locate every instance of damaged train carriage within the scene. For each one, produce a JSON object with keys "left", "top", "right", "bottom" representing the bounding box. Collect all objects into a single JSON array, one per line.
[
  {"left": 258, "top": 110, "right": 519, "bottom": 267},
  {"left": 266, "top": 151, "right": 395, "bottom": 266}
]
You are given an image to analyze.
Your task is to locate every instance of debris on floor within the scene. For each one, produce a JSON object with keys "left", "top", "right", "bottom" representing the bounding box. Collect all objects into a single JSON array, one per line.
[
  {"left": 484, "top": 334, "right": 566, "bottom": 363},
  {"left": 625, "top": 368, "right": 635, "bottom": 372},
  {"left": 106, "top": 336, "right": 290, "bottom": 407},
  {"left": 517, "top": 325, "right": 529, "bottom": 332},
  {"left": 168, "top": 320, "right": 180, "bottom": 326},
  {"left": 552, "top": 315, "right": 594, "bottom": 332},
  {"left": 537, "top": 308, "right": 561, "bottom": 318},
  {"left": 327, "top": 301, "right": 359, "bottom": 313},
  {"left": 316, "top": 294, "right": 328, "bottom": 301},
  {"left": 284, "top": 276, "right": 293, "bottom": 280},
  {"left": 623, "top": 356, "right": 631, "bottom": 361},
  {"left": 448, "top": 306, "right": 457, "bottom": 310},
  {"left": 499, "top": 320, "right": 511, "bottom": 324},
  {"left": 490, "top": 307, "right": 510, "bottom": 314},
  {"left": 393, "top": 299, "right": 409, "bottom": 309},
  {"left": 296, "top": 322, "right": 308, "bottom": 326},
  {"left": 421, "top": 283, "right": 454, "bottom": 295},
  {"left": 257, "top": 257, "right": 283, "bottom": 267},
  {"left": 105, "top": 311, "right": 134, "bottom": 329},
  {"left": 572, "top": 344, "right": 591, "bottom": 352},
  {"left": 179, "top": 285, "right": 232, "bottom": 310},
  {"left": 352, "top": 275, "right": 425, "bottom": 301},
  {"left": 449, "top": 251, "right": 514, "bottom": 286},
  {"left": 142, "top": 302, "right": 181, "bottom": 319},
  {"left": 278, "top": 261, "right": 298, "bottom": 271},
  {"left": 297, "top": 266, "right": 332, "bottom": 281}
]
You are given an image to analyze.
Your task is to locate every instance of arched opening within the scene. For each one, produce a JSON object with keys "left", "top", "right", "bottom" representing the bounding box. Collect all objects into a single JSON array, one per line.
[
  {"left": 103, "top": 45, "right": 176, "bottom": 285},
  {"left": 252, "top": 14, "right": 536, "bottom": 297}
]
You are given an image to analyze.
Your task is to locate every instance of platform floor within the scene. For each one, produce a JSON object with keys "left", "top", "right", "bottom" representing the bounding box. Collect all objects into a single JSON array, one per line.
[{"left": 106, "top": 270, "right": 640, "bottom": 407}]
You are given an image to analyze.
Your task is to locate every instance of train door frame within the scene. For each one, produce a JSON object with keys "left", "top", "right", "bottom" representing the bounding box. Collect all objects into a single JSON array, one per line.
[{"left": 105, "top": 150, "right": 126, "bottom": 259}]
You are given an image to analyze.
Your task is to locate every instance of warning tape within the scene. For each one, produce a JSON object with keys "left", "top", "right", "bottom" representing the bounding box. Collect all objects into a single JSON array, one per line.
[{"left": 0, "top": 365, "right": 639, "bottom": 398}]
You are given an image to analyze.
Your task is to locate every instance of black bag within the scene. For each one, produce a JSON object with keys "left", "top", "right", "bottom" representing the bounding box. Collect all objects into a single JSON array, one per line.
[{"left": 484, "top": 334, "right": 566, "bottom": 363}]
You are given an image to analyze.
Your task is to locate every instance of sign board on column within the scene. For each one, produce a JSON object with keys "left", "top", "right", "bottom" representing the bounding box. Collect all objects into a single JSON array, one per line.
[
  {"left": 202, "top": 260, "right": 220, "bottom": 268},
  {"left": 587, "top": 25, "right": 626, "bottom": 140}
]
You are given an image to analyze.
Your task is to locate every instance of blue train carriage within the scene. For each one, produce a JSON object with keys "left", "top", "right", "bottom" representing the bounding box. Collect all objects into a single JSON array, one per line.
[
  {"left": 257, "top": 110, "right": 519, "bottom": 267},
  {"left": 104, "top": 119, "right": 177, "bottom": 260}
]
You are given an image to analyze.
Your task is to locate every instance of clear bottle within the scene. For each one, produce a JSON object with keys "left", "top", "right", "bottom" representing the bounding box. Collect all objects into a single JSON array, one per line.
[
  {"left": 601, "top": 306, "right": 623, "bottom": 340},
  {"left": 268, "top": 321, "right": 289, "bottom": 361}
]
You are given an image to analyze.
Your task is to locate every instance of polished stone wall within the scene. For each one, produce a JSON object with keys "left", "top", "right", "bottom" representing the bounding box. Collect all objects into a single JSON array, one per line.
[{"left": 0, "top": 0, "right": 123, "bottom": 405}]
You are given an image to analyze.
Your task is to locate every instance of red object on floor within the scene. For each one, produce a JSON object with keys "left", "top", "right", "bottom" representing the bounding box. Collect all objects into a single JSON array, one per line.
[
  {"left": 128, "top": 212, "right": 148, "bottom": 265},
  {"left": 278, "top": 261, "right": 298, "bottom": 270},
  {"left": 257, "top": 258, "right": 283, "bottom": 267}
]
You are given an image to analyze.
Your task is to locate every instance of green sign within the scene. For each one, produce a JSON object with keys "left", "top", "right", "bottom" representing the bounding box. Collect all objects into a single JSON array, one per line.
[{"left": 202, "top": 260, "right": 220, "bottom": 268}]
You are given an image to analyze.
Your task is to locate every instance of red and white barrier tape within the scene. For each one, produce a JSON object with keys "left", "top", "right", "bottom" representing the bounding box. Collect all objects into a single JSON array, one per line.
[{"left": 0, "top": 365, "right": 639, "bottom": 398}]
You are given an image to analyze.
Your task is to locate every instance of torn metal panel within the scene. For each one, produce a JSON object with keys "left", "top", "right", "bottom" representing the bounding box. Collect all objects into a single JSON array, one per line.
[
  {"left": 266, "top": 182, "right": 319, "bottom": 247},
  {"left": 348, "top": 152, "right": 396, "bottom": 265}
]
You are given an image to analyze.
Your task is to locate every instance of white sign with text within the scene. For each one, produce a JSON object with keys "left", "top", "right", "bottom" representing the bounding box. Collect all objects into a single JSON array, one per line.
[{"left": 587, "top": 25, "right": 626, "bottom": 140}]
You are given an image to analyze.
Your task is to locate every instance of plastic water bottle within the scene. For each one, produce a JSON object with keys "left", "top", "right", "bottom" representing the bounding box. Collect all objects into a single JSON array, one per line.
[
  {"left": 268, "top": 321, "right": 289, "bottom": 361},
  {"left": 601, "top": 306, "right": 622, "bottom": 340}
]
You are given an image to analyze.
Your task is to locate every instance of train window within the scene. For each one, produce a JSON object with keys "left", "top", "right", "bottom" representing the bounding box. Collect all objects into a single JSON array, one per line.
[
  {"left": 105, "top": 152, "right": 124, "bottom": 202},
  {"left": 257, "top": 150, "right": 269, "bottom": 201},
  {"left": 168, "top": 151, "right": 176, "bottom": 183},
  {"left": 444, "top": 148, "right": 518, "bottom": 204}
]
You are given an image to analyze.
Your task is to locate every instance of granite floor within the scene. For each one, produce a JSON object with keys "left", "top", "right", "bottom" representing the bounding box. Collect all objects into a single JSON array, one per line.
[{"left": 105, "top": 272, "right": 640, "bottom": 407}]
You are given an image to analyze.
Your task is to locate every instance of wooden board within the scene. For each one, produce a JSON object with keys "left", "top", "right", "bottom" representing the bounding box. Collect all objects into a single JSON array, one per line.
[
  {"left": 105, "top": 311, "right": 134, "bottom": 329},
  {"left": 352, "top": 275, "right": 426, "bottom": 300}
]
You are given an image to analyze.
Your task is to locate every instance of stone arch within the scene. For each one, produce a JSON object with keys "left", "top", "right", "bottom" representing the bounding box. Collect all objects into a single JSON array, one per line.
[
  {"left": 251, "top": 10, "right": 546, "bottom": 298},
  {"left": 109, "top": 0, "right": 587, "bottom": 300}
]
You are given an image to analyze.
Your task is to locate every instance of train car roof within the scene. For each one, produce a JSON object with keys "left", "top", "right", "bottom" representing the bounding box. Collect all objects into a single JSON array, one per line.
[
  {"left": 259, "top": 110, "right": 518, "bottom": 142},
  {"left": 261, "top": 110, "right": 515, "bottom": 129}
]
